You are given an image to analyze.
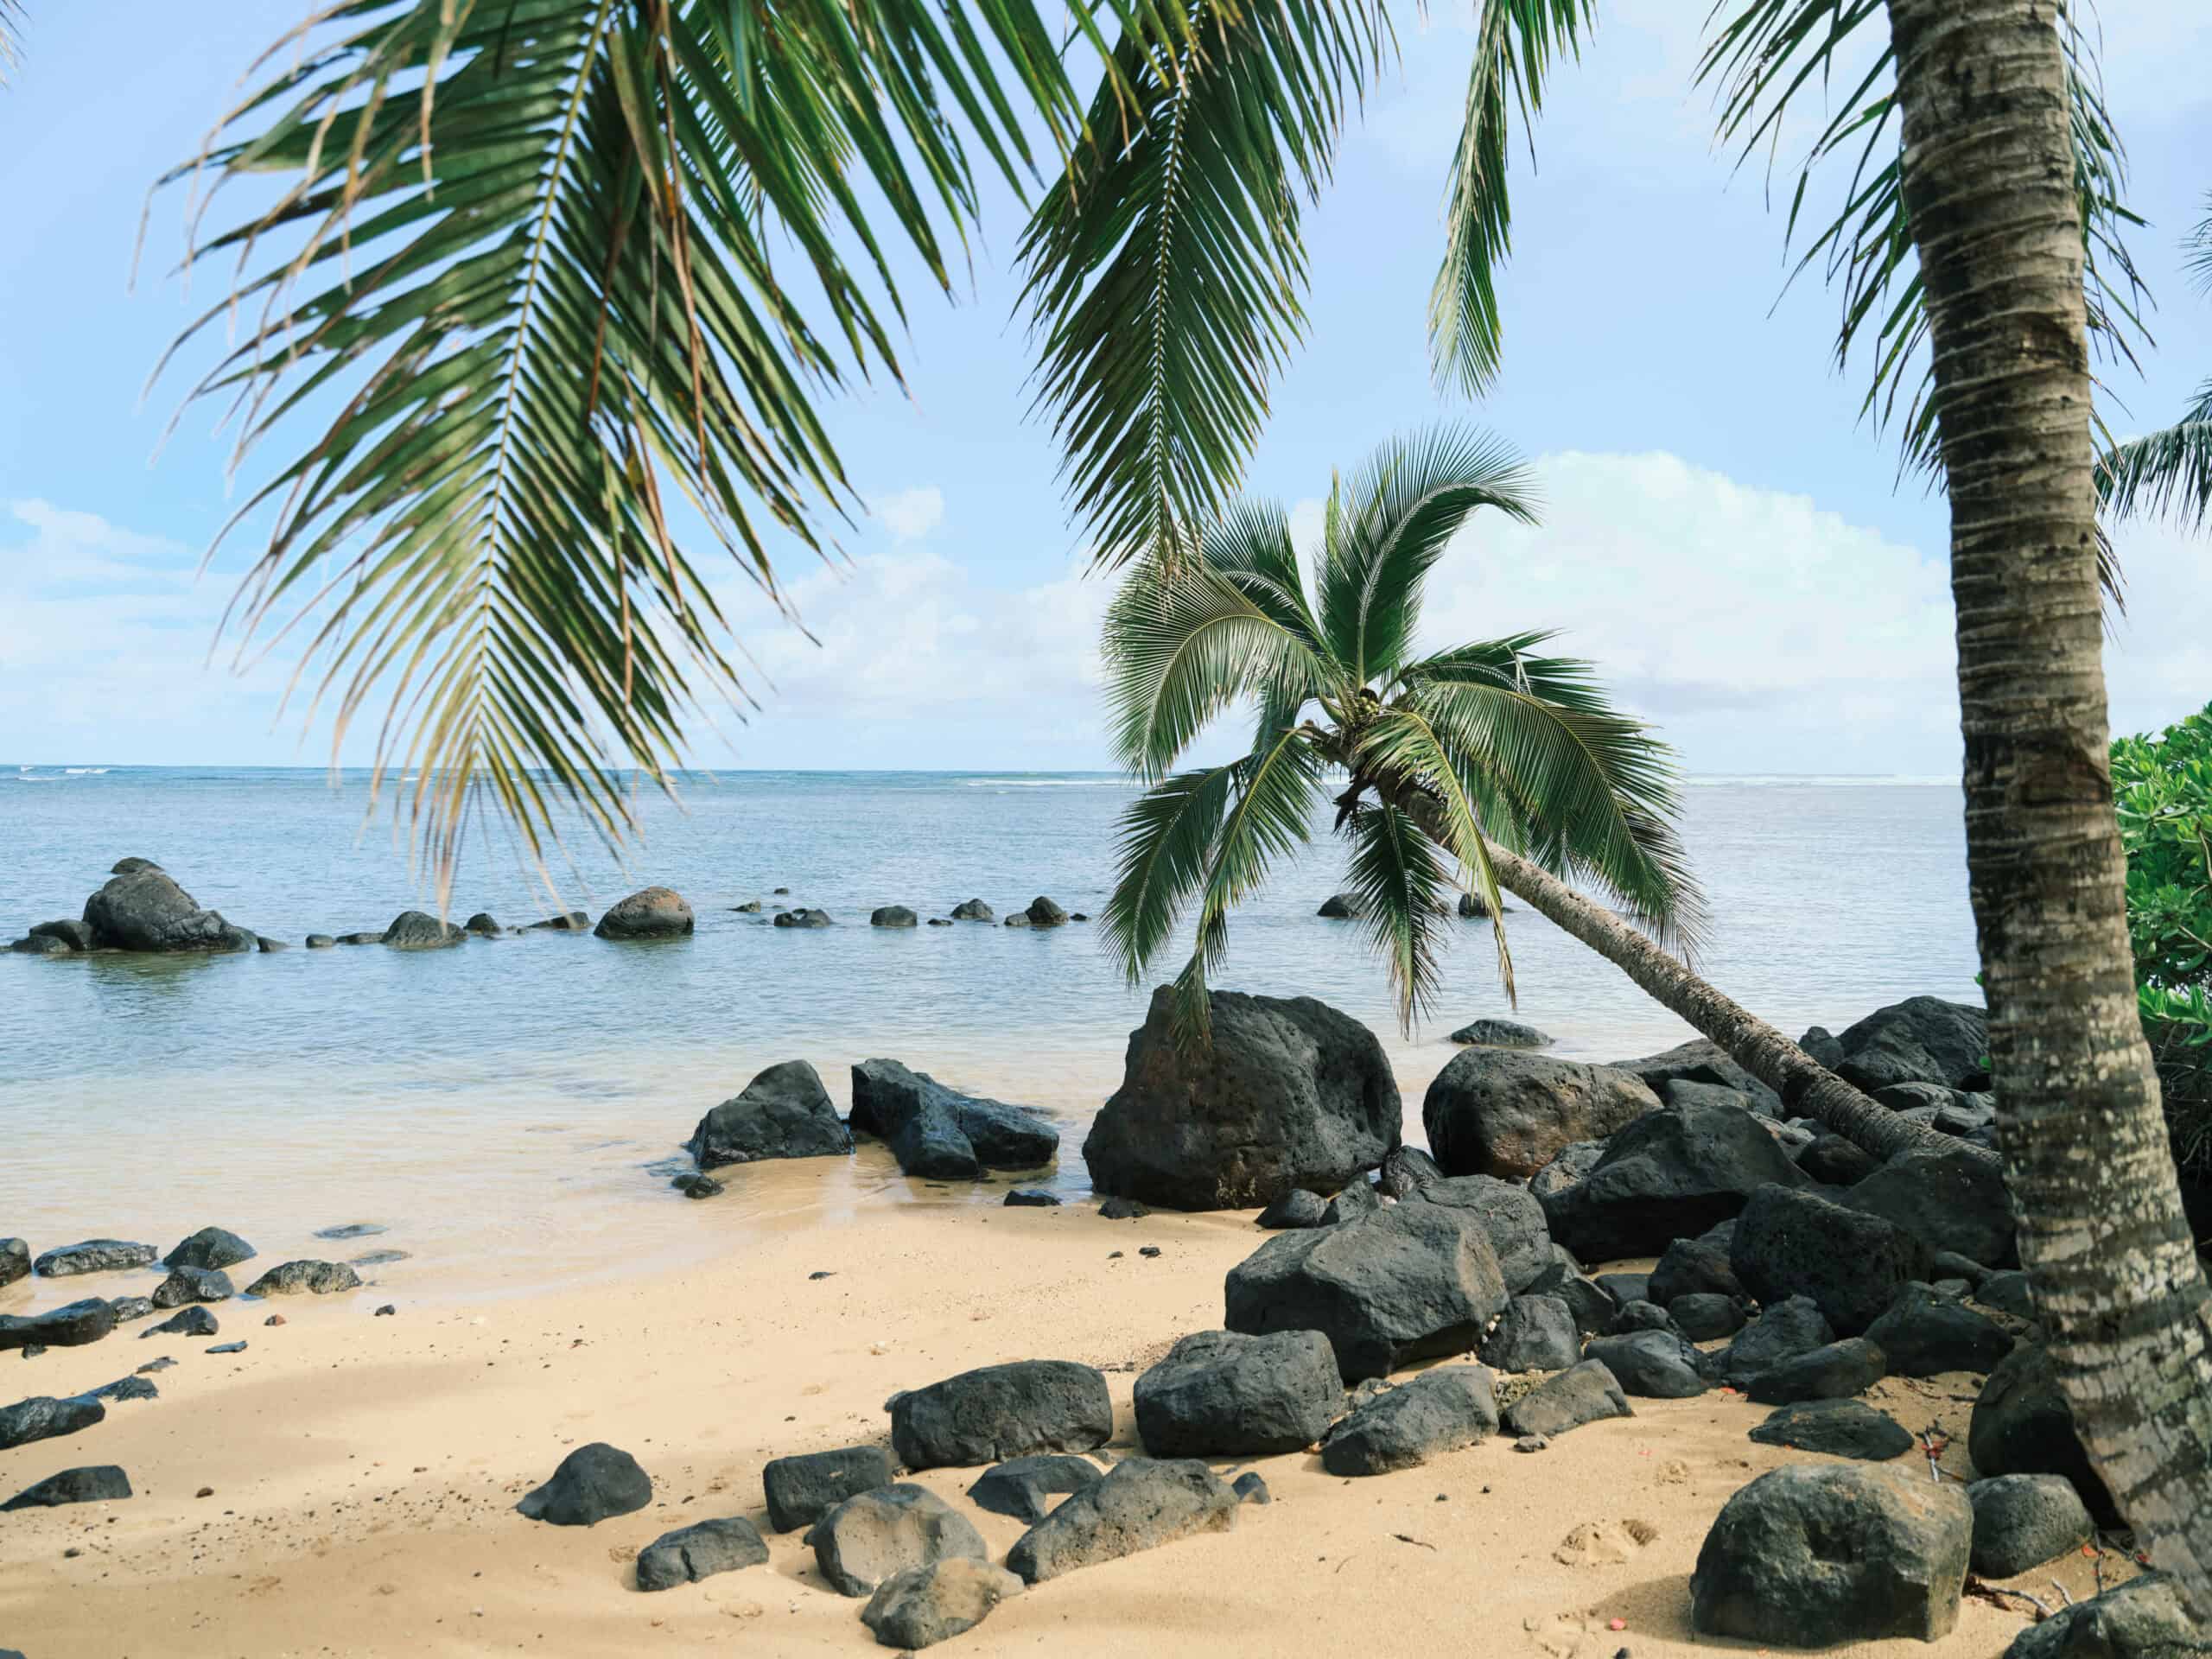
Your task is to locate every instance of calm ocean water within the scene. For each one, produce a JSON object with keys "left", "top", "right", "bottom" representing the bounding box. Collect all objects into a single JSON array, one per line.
[{"left": 0, "top": 766, "right": 1981, "bottom": 1305}]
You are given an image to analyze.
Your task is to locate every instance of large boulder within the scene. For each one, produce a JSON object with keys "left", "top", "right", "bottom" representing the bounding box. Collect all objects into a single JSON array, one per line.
[
  {"left": 1732, "top": 1184, "right": 1932, "bottom": 1336},
  {"left": 1023, "top": 897, "right": 1068, "bottom": 926},
  {"left": 1499, "top": 1359, "right": 1631, "bottom": 1440},
  {"left": 1133, "top": 1330, "right": 1341, "bottom": 1458},
  {"left": 1479, "top": 1294, "right": 1580, "bottom": 1372},
  {"left": 1224, "top": 1202, "right": 1508, "bottom": 1382},
  {"left": 1319, "top": 1366, "right": 1498, "bottom": 1475},
  {"left": 1690, "top": 1463, "right": 1973, "bottom": 1643},
  {"left": 1610, "top": 1039, "right": 1784, "bottom": 1116},
  {"left": 851, "top": 1060, "right": 1058, "bottom": 1179},
  {"left": 1523, "top": 1247, "right": 1619, "bottom": 1337},
  {"left": 862, "top": 1558, "right": 1025, "bottom": 1650},
  {"left": 870, "top": 906, "right": 919, "bottom": 928},
  {"left": 1376, "top": 1145, "right": 1444, "bottom": 1198},
  {"left": 1844, "top": 1144, "right": 2018, "bottom": 1268},
  {"left": 1716, "top": 1295, "right": 1835, "bottom": 1389},
  {"left": 1414, "top": 1175, "right": 1551, "bottom": 1293},
  {"left": 1865, "top": 1282, "right": 2014, "bottom": 1377},
  {"left": 1967, "top": 1474, "right": 2095, "bottom": 1578},
  {"left": 1528, "top": 1139, "right": 1605, "bottom": 1206},
  {"left": 1005, "top": 1459, "right": 1237, "bottom": 1585},
  {"left": 594, "top": 887, "right": 694, "bottom": 940},
  {"left": 636, "top": 1516, "right": 768, "bottom": 1591},
  {"left": 1828, "top": 996, "right": 1989, "bottom": 1092},
  {"left": 761, "top": 1445, "right": 895, "bottom": 1533},
  {"left": 2002, "top": 1575, "right": 2201, "bottom": 1659},
  {"left": 1317, "top": 892, "right": 1367, "bottom": 918},
  {"left": 382, "top": 910, "right": 465, "bottom": 950},
  {"left": 516, "top": 1443, "right": 651, "bottom": 1526},
  {"left": 888, "top": 1360, "right": 1112, "bottom": 1470},
  {"left": 1540, "top": 1102, "right": 1802, "bottom": 1262},
  {"left": 1423, "top": 1050, "right": 1658, "bottom": 1180},
  {"left": 0, "top": 1298, "right": 118, "bottom": 1352},
  {"left": 812, "top": 1484, "right": 987, "bottom": 1598},
  {"left": 1084, "top": 988, "right": 1400, "bottom": 1210},
  {"left": 81, "top": 868, "right": 255, "bottom": 953},
  {"left": 686, "top": 1061, "right": 853, "bottom": 1169},
  {"left": 950, "top": 899, "right": 995, "bottom": 922},
  {"left": 0, "top": 1394, "right": 105, "bottom": 1452},
  {"left": 1968, "top": 1345, "right": 2120, "bottom": 1525}
]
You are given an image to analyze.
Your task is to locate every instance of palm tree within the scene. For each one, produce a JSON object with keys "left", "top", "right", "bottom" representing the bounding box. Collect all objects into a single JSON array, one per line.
[
  {"left": 1105, "top": 426, "right": 1939, "bottom": 1161},
  {"left": 2101, "top": 195, "right": 2212, "bottom": 532},
  {"left": 172, "top": 1, "right": 2209, "bottom": 1596}
]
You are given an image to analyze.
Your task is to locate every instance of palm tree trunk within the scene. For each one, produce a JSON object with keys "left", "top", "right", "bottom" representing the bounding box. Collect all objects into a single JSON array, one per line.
[
  {"left": 1483, "top": 844, "right": 1953, "bottom": 1163},
  {"left": 1886, "top": 0, "right": 2212, "bottom": 1606}
]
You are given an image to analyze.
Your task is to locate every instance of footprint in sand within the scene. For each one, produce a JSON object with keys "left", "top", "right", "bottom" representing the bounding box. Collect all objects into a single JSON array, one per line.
[
  {"left": 1524, "top": 1612, "right": 1596, "bottom": 1658},
  {"left": 1552, "top": 1517, "right": 1660, "bottom": 1567}
]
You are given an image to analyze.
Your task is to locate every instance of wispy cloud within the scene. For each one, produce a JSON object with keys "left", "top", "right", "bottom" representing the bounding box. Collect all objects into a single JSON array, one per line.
[{"left": 870, "top": 485, "right": 946, "bottom": 543}]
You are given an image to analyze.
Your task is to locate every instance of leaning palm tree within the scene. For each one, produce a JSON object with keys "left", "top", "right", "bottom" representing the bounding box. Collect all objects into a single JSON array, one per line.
[
  {"left": 1106, "top": 426, "right": 1929, "bottom": 1164},
  {"left": 2101, "top": 194, "right": 2212, "bottom": 533}
]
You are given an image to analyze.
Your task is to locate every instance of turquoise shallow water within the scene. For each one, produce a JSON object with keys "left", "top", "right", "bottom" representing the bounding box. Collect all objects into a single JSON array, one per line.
[{"left": 0, "top": 766, "right": 1981, "bottom": 1304}]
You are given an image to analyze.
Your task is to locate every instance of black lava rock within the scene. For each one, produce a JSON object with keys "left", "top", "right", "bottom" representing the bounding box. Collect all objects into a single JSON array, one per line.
[
  {"left": 1005, "top": 1458, "right": 1238, "bottom": 1585},
  {"left": 1133, "top": 1329, "right": 1341, "bottom": 1458},
  {"left": 1498, "top": 1359, "right": 1631, "bottom": 1440},
  {"left": 515, "top": 1443, "right": 652, "bottom": 1526},
  {"left": 635, "top": 1516, "right": 768, "bottom": 1591},
  {"left": 163, "top": 1227, "right": 256, "bottom": 1272},
  {"left": 967, "top": 1454, "right": 1103, "bottom": 1524},
  {"left": 761, "top": 1445, "right": 895, "bottom": 1533},
  {"left": 1732, "top": 1183, "right": 1932, "bottom": 1335},
  {"left": 1319, "top": 1366, "right": 1498, "bottom": 1475},
  {"left": 687, "top": 1059, "right": 854, "bottom": 1168},
  {"left": 888, "top": 1359, "right": 1113, "bottom": 1470},
  {"left": 3, "top": 1464, "right": 132, "bottom": 1510},
  {"left": 1747, "top": 1398, "right": 1916, "bottom": 1460}
]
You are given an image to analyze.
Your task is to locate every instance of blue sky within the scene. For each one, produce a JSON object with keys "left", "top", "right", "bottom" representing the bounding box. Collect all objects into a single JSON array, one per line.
[{"left": 3, "top": 1, "right": 2208, "bottom": 774}]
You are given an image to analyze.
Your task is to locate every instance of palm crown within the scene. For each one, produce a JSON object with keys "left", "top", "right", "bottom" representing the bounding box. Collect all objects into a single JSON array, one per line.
[{"left": 1102, "top": 426, "right": 1707, "bottom": 1046}]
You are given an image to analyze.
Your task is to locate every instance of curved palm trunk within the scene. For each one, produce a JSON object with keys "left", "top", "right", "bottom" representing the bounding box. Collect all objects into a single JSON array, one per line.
[
  {"left": 1886, "top": 0, "right": 2212, "bottom": 1607},
  {"left": 1484, "top": 844, "right": 1954, "bottom": 1163}
]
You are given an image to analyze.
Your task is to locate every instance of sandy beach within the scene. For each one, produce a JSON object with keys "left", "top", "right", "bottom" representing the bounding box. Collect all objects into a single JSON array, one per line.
[{"left": 0, "top": 1193, "right": 2126, "bottom": 1659}]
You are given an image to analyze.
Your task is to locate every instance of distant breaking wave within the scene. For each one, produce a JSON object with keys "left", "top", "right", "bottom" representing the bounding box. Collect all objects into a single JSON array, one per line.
[{"left": 1688, "top": 772, "right": 1955, "bottom": 787}]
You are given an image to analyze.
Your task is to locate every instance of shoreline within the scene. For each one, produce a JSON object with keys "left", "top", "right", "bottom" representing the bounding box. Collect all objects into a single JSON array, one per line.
[{"left": 0, "top": 1198, "right": 2112, "bottom": 1659}]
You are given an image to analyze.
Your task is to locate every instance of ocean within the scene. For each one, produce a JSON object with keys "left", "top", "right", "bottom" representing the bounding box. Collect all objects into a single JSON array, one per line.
[{"left": 0, "top": 766, "right": 1981, "bottom": 1305}]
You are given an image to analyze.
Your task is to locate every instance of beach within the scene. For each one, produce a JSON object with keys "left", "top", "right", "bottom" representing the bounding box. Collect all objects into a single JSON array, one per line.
[{"left": 0, "top": 1191, "right": 2118, "bottom": 1658}]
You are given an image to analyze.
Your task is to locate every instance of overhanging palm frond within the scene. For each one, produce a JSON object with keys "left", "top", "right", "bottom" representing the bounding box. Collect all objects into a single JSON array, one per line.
[
  {"left": 1020, "top": 0, "right": 1390, "bottom": 571},
  {"left": 1343, "top": 800, "right": 1455, "bottom": 1031},
  {"left": 1166, "top": 723, "right": 1324, "bottom": 1046},
  {"left": 156, "top": 0, "right": 1121, "bottom": 893},
  {"left": 1315, "top": 424, "right": 1537, "bottom": 683},
  {"left": 0, "top": 1, "right": 23, "bottom": 87},
  {"left": 1100, "top": 502, "right": 1328, "bottom": 779},
  {"left": 1101, "top": 760, "right": 1241, "bottom": 986},
  {"left": 2098, "top": 380, "right": 2212, "bottom": 533},
  {"left": 1429, "top": 0, "right": 1600, "bottom": 397},
  {"left": 1696, "top": 0, "right": 2147, "bottom": 489}
]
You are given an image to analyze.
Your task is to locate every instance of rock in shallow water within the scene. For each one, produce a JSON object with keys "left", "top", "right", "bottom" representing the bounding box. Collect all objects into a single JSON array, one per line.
[
  {"left": 516, "top": 1443, "right": 652, "bottom": 1527},
  {"left": 1691, "top": 1462, "right": 1972, "bottom": 1644},
  {"left": 1006, "top": 1458, "right": 1238, "bottom": 1585},
  {"left": 813, "top": 1484, "right": 987, "bottom": 1598},
  {"left": 244, "top": 1260, "right": 361, "bottom": 1297},
  {"left": 861, "top": 1556, "right": 1024, "bottom": 1649},
  {"left": 687, "top": 1059, "right": 853, "bottom": 1169},
  {"left": 81, "top": 868, "right": 255, "bottom": 953},
  {"left": 762, "top": 1445, "right": 894, "bottom": 1534},
  {"left": 1134, "top": 1329, "right": 1340, "bottom": 1459},
  {"left": 381, "top": 910, "right": 465, "bottom": 950},
  {"left": 34, "top": 1239, "right": 156, "bottom": 1278},
  {"left": 163, "top": 1227, "right": 255, "bottom": 1272},
  {"left": 635, "top": 1516, "right": 767, "bottom": 1591},
  {"left": 888, "top": 1359, "right": 1111, "bottom": 1470},
  {"left": 594, "top": 887, "right": 694, "bottom": 940},
  {"left": 3, "top": 1464, "right": 132, "bottom": 1510}
]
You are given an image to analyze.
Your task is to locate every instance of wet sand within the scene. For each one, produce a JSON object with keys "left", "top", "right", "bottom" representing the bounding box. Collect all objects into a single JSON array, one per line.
[{"left": 0, "top": 1198, "right": 2122, "bottom": 1658}]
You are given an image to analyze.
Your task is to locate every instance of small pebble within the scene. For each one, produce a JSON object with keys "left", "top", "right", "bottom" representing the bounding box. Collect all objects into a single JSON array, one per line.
[
  {"left": 1514, "top": 1434, "right": 1549, "bottom": 1453},
  {"left": 22, "top": 1344, "right": 46, "bottom": 1360},
  {"left": 808, "top": 1271, "right": 836, "bottom": 1281},
  {"left": 1139, "top": 1245, "right": 1162, "bottom": 1259},
  {"left": 264, "top": 1315, "right": 286, "bottom": 1326},
  {"left": 208, "top": 1341, "right": 246, "bottom": 1355},
  {"left": 195, "top": 1486, "right": 214, "bottom": 1498},
  {"left": 1107, "top": 1250, "right": 1123, "bottom": 1260},
  {"left": 374, "top": 1305, "right": 396, "bottom": 1317}
]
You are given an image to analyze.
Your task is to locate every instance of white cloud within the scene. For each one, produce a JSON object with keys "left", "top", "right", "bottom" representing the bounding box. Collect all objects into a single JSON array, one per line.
[{"left": 870, "top": 486, "right": 946, "bottom": 543}]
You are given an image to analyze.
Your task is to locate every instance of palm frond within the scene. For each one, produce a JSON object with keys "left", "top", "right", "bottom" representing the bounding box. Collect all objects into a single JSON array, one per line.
[
  {"left": 2097, "top": 380, "right": 2212, "bottom": 533},
  {"left": 1100, "top": 760, "right": 1238, "bottom": 987},
  {"left": 1166, "top": 723, "right": 1324, "bottom": 1048},
  {"left": 1100, "top": 502, "right": 1329, "bottom": 779},
  {"left": 1315, "top": 424, "right": 1537, "bottom": 685},
  {"left": 1696, "top": 0, "right": 2147, "bottom": 490},
  {"left": 2187, "top": 192, "right": 2212, "bottom": 295},
  {"left": 1020, "top": 0, "right": 1390, "bottom": 571},
  {"left": 1342, "top": 800, "right": 1456, "bottom": 1033},
  {"left": 1354, "top": 702, "right": 1513, "bottom": 1009},
  {"left": 155, "top": 0, "right": 1135, "bottom": 895},
  {"left": 0, "top": 0, "right": 23, "bottom": 87},
  {"left": 1429, "top": 0, "right": 1600, "bottom": 397}
]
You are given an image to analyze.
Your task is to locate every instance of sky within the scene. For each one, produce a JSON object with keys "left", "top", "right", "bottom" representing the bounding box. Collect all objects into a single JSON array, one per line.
[{"left": 1, "top": 1, "right": 2208, "bottom": 776}]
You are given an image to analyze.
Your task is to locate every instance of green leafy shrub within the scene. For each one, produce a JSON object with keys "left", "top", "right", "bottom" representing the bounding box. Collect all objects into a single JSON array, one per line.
[{"left": 2113, "top": 703, "right": 2212, "bottom": 1176}]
